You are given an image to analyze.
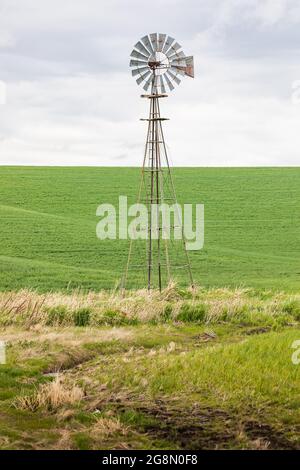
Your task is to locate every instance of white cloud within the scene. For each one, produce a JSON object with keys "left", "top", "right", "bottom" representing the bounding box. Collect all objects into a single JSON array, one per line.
[
  {"left": 0, "top": 31, "right": 15, "bottom": 48},
  {"left": 254, "top": 0, "right": 288, "bottom": 26}
]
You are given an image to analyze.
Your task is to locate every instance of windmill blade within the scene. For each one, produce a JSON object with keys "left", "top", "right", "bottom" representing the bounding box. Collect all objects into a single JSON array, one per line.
[
  {"left": 163, "top": 72, "right": 175, "bottom": 91},
  {"left": 157, "top": 33, "right": 166, "bottom": 52},
  {"left": 166, "top": 69, "right": 181, "bottom": 86},
  {"left": 162, "top": 36, "right": 175, "bottom": 54},
  {"left": 136, "top": 70, "right": 151, "bottom": 85},
  {"left": 134, "top": 41, "right": 151, "bottom": 58},
  {"left": 141, "top": 35, "right": 154, "bottom": 55},
  {"left": 150, "top": 33, "right": 158, "bottom": 52},
  {"left": 130, "top": 59, "right": 148, "bottom": 67},
  {"left": 159, "top": 75, "right": 166, "bottom": 94},
  {"left": 131, "top": 66, "right": 149, "bottom": 77},
  {"left": 130, "top": 49, "right": 149, "bottom": 61},
  {"left": 143, "top": 75, "right": 153, "bottom": 91},
  {"left": 167, "top": 41, "right": 181, "bottom": 56},
  {"left": 168, "top": 50, "right": 186, "bottom": 62}
]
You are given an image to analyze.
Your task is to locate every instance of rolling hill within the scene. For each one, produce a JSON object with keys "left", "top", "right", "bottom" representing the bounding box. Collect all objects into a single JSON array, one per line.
[{"left": 0, "top": 166, "right": 299, "bottom": 291}]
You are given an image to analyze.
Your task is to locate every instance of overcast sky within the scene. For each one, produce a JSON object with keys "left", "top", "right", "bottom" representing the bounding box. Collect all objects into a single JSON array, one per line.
[{"left": 0, "top": 0, "right": 300, "bottom": 166}]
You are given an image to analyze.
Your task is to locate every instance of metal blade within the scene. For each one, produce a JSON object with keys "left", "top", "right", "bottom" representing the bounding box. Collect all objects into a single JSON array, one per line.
[
  {"left": 167, "top": 69, "right": 181, "bottom": 86},
  {"left": 143, "top": 75, "right": 153, "bottom": 91},
  {"left": 136, "top": 70, "right": 151, "bottom": 85},
  {"left": 168, "top": 41, "right": 181, "bottom": 56},
  {"left": 159, "top": 75, "right": 166, "bottom": 94},
  {"left": 162, "top": 36, "right": 175, "bottom": 54},
  {"left": 157, "top": 33, "right": 166, "bottom": 52},
  {"left": 150, "top": 33, "right": 158, "bottom": 52},
  {"left": 141, "top": 35, "right": 154, "bottom": 55},
  {"left": 131, "top": 66, "right": 149, "bottom": 77},
  {"left": 130, "top": 49, "right": 149, "bottom": 61},
  {"left": 163, "top": 72, "right": 175, "bottom": 91},
  {"left": 167, "top": 50, "right": 186, "bottom": 62},
  {"left": 130, "top": 59, "right": 148, "bottom": 67},
  {"left": 134, "top": 41, "right": 151, "bottom": 57},
  {"left": 134, "top": 41, "right": 150, "bottom": 57}
]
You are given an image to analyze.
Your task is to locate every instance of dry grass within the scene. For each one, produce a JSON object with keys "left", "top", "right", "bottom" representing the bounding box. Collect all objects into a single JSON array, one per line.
[
  {"left": 55, "top": 429, "right": 74, "bottom": 450},
  {"left": 14, "top": 376, "right": 84, "bottom": 412},
  {"left": 0, "top": 327, "right": 134, "bottom": 349},
  {"left": 90, "top": 416, "right": 128, "bottom": 439},
  {"left": 53, "top": 416, "right": 129, "bottom": 450},
  {"left": 0, "top": 283, "right": 299, "bottom": 327}
]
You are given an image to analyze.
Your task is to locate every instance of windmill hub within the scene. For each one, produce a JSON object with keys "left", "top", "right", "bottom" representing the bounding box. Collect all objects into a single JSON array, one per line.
[
  {"left": 147, "top": 59, "right": 161, "bottom": 70},
  {"left": 148, "top": 52, "right": 169, "bottom": 74}
]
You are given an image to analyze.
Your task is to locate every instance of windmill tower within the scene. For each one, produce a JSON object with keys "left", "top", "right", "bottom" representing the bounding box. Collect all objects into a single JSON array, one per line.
[{"left": 122, "top": 33, "right": 194, "bottom": 291}]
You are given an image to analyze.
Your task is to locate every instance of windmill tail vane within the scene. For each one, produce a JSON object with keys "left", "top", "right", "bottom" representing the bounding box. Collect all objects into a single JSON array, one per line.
[{"left": 122, "top": 33, "right": 194, "bottom": 291}]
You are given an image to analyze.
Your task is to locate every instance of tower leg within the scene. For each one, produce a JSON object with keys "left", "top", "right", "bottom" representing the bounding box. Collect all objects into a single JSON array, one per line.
[{"left": 148, "top": 97, "right": 155, "bottom": 290}]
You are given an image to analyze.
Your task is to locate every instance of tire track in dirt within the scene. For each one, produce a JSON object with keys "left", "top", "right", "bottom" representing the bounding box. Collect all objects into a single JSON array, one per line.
[{"left": 113, "top": 399, "right": 299, "bottom": 450}]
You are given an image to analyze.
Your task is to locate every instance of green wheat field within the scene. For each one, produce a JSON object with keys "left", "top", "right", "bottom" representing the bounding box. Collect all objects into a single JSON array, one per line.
[
  {"left": 1, "top": 166, "right": 299, "bottom": 291},
  {"left": 0, "top": 166, "right": 299, "bottom": 450}
]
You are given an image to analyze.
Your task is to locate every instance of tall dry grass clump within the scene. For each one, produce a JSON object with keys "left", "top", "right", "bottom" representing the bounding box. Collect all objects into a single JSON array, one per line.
[
  {"left": 14, "top": 376, "right": 84, "bottom": 412},
  {"left": 90, "top": 417, "right": 128, "bottom": 439}
]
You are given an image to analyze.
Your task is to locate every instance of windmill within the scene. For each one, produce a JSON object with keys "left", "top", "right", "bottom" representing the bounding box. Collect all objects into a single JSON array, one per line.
[{"left": 122, "top": 33, "right": 194, "bottom": 291}]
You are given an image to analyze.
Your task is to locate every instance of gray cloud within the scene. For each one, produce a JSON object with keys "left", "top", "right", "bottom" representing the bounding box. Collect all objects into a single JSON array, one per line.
[{"left": 0, "top": 0, "right": 300, "bottom": 166}]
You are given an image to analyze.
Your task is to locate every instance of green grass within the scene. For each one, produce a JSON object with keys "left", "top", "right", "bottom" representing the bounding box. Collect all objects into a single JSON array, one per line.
[
  {"left": 0, "top": 286, "right": 299, "bottom": 449},
  {"left": 0, "top": 322, "right": 299, "bottom": 449},
  {"left": 0, "top": 166, "right": 299, "bottom": 291}
]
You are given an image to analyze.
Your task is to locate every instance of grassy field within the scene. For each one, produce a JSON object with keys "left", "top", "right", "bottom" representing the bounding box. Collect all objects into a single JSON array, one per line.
[
  {"left": 0, "top": 166, "right": 299, "bottom": 292},
  {"left": 0, "top": 286, "right": 299, "bottom": 450},
  {"left": 0, "top": 166, "right": 299, "bottom": 450}
]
